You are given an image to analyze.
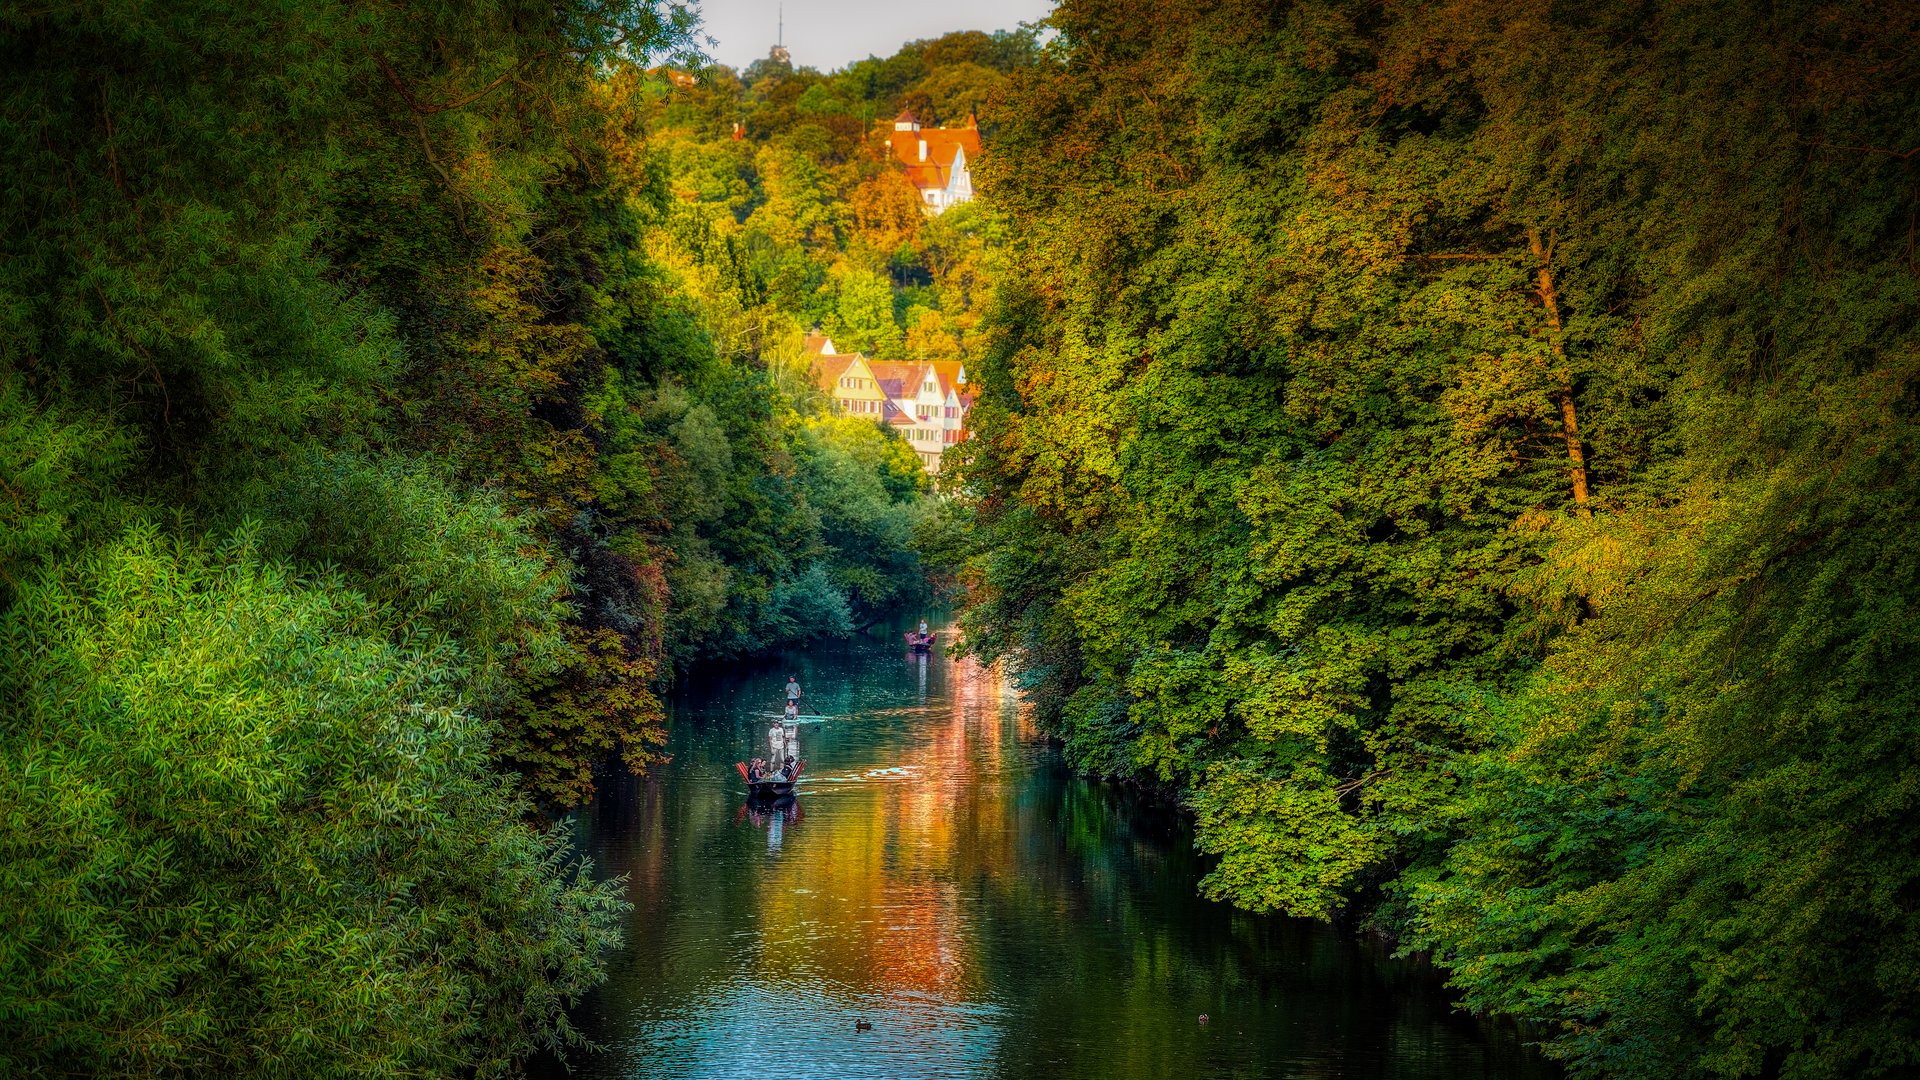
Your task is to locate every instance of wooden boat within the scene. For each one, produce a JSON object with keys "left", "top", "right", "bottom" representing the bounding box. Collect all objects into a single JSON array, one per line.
[
  {"left": 904, "top": 630, "right": 938, "bottom": 651},
  {"left": 736, "top": 758, "right": 805, "bottom": 799}
]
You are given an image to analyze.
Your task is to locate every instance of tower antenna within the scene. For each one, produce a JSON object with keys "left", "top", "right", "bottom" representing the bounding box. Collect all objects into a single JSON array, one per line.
[{"left": 778, "top": 3, "right": 783, "bottom": 48}]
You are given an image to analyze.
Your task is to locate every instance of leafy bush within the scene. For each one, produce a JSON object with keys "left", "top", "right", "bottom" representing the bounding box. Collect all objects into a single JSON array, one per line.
[
  {"left": 252, "top": 452, "right": 569, "bottom": 701},
  {"left": 0, "top": 377, "right": 138, "bottom": 597},
  {"left": 0, "top": 526, "right": 625, "bottom": 1078},
  {"left": 764, "top": 561, "right": 857, "bottom": 647}
]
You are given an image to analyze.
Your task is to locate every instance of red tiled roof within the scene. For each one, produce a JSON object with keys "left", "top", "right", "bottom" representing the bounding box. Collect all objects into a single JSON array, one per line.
[
  {"left": 809, "top": 353, "right": 857, "bottom": 389},
  {"left": 883, "top": 127, "right": 981, "bottom": 193},
  {"left": 926, "top": 360, "right": 968, "bottom": 397},
  {"left": 866, "top": 361, "right": 922, "bottom": 382}
]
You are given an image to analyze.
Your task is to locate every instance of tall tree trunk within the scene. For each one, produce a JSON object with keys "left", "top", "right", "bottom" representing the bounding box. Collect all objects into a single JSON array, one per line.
[{"left": 1528, "top": 226, "right": 1592, "bottom": 516}]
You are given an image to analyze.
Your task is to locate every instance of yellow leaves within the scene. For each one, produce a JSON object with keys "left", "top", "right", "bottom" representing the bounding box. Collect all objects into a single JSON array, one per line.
[
  {"left": 1440, "top": 350, "right": 1562, "bottom": 450},
  {"left": 1000, "top": 334, "right": 1134, "bottom": 530},
  {"left": 904, "top": 307, "right": 963, "bottom": 362},
  {"left": 847, "top": 171, "right": 925, "bottom": 255},
  {"left": 502, "top": 624, "right": 666, "bottom": 808},
  {"left": 465, "top": 245, "right": 594, "bottom": 401},
  {"left": 426, "top": 242, "right": 610, "bottom": 523},
  {"left": 587, "top": 67, "right": 656, "bottom": 201},
  {"left": 512, "top": 430, "right": 598, "bottom": 531},
  {"left": 1509, "top": 498, "right": 1701, "bottom": 650}
]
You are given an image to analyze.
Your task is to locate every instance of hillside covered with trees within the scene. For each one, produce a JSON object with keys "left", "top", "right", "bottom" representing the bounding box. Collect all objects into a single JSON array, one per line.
[
  {"left": 0, "top": 4, "right": 1006, "bottom": 1075},
  {"left": 640, "top": 28, "right": 1032, "bottom": 368},
  {"left": 11, "top": 0, "right": 1913, "bottom": 1075},
  {"left": 954, "top": 0, "right": 1920, "bottom": 1076}
]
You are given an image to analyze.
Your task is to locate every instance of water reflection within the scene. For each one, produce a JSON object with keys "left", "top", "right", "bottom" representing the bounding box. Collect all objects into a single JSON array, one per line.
[
  {"left": 739, "top": 797, "right": 800, "bottom": 855},
  {"left": 540, "top": 624, "right": 1556, "bottom": 1080}
]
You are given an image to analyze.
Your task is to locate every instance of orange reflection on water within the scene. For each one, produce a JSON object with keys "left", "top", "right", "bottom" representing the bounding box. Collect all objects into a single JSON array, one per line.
[{"left": 748, "top": 650, "right": 1023, "bottom": 1003}]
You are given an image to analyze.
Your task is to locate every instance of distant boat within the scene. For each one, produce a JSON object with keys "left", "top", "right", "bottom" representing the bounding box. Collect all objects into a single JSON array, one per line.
[
  {"left": 905, "top": 630, "right": 937, "bottom": 651},
  {"left": 736, "top": 759, "right": 804, "bottom": 800}
]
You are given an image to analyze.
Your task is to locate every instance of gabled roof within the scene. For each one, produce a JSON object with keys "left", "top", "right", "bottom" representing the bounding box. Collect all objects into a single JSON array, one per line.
[
  {"left": 865, "top": 361, "right": 924, "bottom": 388},
  {"left": 803, "top": 332, "right": 838, "bottom": 356},
  {"left": 882, "top": 126, "right": 981, "bottom": 193},
  {"left": 808, "top": 353, "right": 856, "bottom": 388},
  {"left": 926, "top": 360, "right": 968, "bottom": 396}
]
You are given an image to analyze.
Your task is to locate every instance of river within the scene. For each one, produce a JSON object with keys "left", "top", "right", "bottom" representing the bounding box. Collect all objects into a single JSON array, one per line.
[{"left": 539, "top": 623, "right": 1559, "bottom": 1080}]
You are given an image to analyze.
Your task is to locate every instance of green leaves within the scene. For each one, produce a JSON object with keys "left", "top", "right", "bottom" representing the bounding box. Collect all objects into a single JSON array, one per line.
[
  {"left": 0, "top": 377, "right": 139, "bottom": 597},
  {"left": 0, "top": 526, "right": 626, "bottom": 1078},
  {"left": 1190, "top": 758, "right": 1382, "bottom": 918},
  {"left": 961, "top": 0, "right": 1920, "bottom": 1074},
  {"left": 0, "top": 1, "right": 789, "bottom": 1072}
]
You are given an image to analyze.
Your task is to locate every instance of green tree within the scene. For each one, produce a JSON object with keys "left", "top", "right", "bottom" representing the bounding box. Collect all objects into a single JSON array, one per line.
[
  {"left": 956, "top": 1, "right": 1920, "bottom": 1075},
  {"left": 0, "top": 527, "right": 625, "bottom": 1078}
]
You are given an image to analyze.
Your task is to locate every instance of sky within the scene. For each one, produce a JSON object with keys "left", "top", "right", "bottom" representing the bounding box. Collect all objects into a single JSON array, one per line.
[{"left": 691, "top": 0, "right": 1055, "bottom": 73}]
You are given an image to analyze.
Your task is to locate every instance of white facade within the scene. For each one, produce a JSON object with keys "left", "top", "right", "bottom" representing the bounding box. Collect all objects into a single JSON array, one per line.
[
  {"left": 941, "top": 146, "right": 973, "bottom": 209},
  {"left": 810, "top": 340, "right": 972, "bottom": 477},
  {"left": 889, "top": 362, "right": 972, "bottom": 475}
]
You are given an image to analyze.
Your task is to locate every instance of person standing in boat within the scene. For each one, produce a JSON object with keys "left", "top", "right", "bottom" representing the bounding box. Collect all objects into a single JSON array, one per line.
[
  {"left": 919, "top": 619, "right": 929, "bottom": 637},
  {"left": 768, "top": 719, "right": 788, "bottom": 778},
  {"left": 780, "top": 678, "right": 803, "bottom": 776}
]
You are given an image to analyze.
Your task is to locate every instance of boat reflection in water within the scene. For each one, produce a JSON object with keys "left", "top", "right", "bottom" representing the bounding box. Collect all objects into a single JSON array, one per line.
[
  {"left": 738, "top": 795, "right": 802, "bottom": 856},
  {"left": 540, "top": 621, "right": 1559, "bottom": 1080}
]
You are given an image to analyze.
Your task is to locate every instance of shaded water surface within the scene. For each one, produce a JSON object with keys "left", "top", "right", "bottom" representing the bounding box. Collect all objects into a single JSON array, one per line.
[{"left": 546, "top": 626, "right": 1556, "bottom": 1080}]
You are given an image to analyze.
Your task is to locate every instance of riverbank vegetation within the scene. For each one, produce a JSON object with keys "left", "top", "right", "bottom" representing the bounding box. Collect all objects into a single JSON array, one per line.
[
  {"left": 0, "top": 4, "right": 978, "bottom": 1073},
  {"left": 954, "top": 1, "right": 1920, "bottom": 1076}
]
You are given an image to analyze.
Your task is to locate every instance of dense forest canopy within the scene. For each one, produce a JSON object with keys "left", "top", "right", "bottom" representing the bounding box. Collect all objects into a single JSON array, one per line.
[
  {"left": 8, "top": 0, "right": 1918, "bottom": 1075},
  {"left": 641, "top": 26, "right": 1034, "bottom": 365},
  {"left": 0, "top": 4, "right": 1004, "bottom": 1074},
  {"left": 954, "top": 0, "right": 1920, "bottom": 1076}
]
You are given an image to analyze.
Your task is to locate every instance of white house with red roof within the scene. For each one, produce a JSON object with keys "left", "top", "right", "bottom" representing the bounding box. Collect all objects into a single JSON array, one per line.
[
  {"left": 883, "top": 110, "right": 979, "bottom": 214},
  {"left": 806, "top": 335, "right": 975, "bottom": 475}
]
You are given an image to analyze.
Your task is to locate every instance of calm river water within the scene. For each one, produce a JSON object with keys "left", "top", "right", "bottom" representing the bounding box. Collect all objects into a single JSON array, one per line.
[{"left": 541, "top": 624, "right": 1557, "bottom": 1080}]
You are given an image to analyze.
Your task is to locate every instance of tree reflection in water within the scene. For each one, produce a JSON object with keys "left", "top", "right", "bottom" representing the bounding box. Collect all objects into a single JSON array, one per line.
[{"left": 536, "top": 624, "right": 1557, "bottom": 1080}]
